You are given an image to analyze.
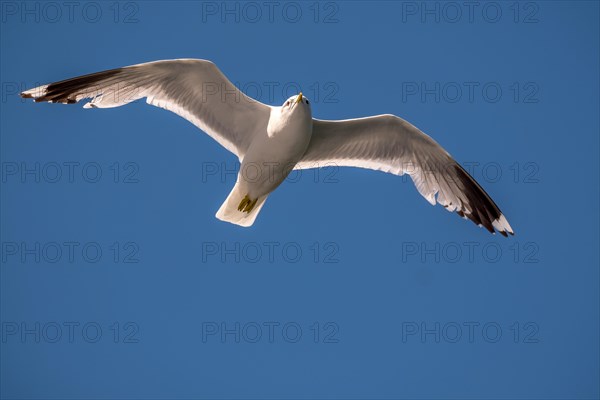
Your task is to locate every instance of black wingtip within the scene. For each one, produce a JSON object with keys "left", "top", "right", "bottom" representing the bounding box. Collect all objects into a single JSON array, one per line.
[
  {"left": 24, "top": 67, "right": 123, "bottom": 105},
  {"left": 452, "top": 164, "right": 514, "bottom": 237}
]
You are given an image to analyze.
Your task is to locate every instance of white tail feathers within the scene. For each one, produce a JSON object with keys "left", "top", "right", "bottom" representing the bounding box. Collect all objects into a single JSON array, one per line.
[{"left": 216, "top": 184, "right": 268, "bottom": 227}]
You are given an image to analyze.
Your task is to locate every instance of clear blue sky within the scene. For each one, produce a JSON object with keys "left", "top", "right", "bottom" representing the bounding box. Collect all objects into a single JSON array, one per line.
[{"left": 1, "top": 1, "right": 599, "bottom": 398}]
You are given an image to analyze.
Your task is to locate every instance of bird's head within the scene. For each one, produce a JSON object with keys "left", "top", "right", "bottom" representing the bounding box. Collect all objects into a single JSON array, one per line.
[
  {"left": 268, "top": 92, "right": 313, "bottom": 137},
  {"left": 281, "top": 92, "right": 311, "bottom": 116}
]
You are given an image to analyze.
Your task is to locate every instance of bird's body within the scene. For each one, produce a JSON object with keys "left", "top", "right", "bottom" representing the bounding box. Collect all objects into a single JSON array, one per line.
[
  {"left": 248, "top": 96, "right": 313, "bottom": 198},
  {"left": 21, "top": 58, "right": 514, "bottom": 235},
  {"left": 217, "top": 95, "right": 314, "bottom": 226}
]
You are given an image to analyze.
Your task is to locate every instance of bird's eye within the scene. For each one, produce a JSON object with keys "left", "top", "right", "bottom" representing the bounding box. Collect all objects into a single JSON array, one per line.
[
  {"left": 306, "top": 100, "right": 309, "bottom": 104},
  {"left": 285, "top": 101, "right": 289, "bottom": 107}
]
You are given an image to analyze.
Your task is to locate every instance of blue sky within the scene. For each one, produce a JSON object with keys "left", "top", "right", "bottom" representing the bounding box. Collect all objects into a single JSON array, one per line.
[{"left": 1, "top": 1, "right": 599, "bottom": 398}]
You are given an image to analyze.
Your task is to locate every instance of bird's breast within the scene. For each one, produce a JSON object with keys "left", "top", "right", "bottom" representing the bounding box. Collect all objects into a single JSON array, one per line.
[
  {"left": 239, "top": 114, "right": 312, "bottom": 197},
  {"left": 262, "top": 113, "right": 313, "bottom": 162}
]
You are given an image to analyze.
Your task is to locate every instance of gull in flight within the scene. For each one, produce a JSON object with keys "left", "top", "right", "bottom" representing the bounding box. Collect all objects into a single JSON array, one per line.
[{"left": 21, "top": 59, "right": 513, "bottom": 236}]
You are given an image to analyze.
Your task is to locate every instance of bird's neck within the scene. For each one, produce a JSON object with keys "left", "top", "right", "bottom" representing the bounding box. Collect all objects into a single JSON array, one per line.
[{"left": 267, "top": 108, "right": 313, "bottom": 139}]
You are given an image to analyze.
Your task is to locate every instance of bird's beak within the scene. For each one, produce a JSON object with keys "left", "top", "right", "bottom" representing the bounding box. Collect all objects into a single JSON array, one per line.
[{"left": 295, "top": 92, "right": 303, "bottom": 104}]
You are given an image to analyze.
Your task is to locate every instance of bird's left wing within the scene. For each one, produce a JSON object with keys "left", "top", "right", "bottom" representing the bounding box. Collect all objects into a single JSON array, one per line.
[
  {"left": 20, "top": 59, "right": 271, "bottom": 160},
  {"left": 296, "top": 114, "right": 514, "bottom": 236}
]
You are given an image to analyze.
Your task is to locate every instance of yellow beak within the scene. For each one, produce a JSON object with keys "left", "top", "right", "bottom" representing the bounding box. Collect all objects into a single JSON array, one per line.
[{"left": 295, "top": 92, "right": 303, "bottom": 104}]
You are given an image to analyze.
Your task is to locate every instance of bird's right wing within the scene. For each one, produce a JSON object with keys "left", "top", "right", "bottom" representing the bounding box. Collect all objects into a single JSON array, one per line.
[
  {"left": 297, "top": 114, "right": 513, "bottom": 236},
  {"left": 21, "top": 59, "right": 271, "bottom": 160}
]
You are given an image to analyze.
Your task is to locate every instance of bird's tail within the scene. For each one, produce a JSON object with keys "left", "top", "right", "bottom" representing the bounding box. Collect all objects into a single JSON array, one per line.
[{"left": 216, "top": 183, "right": 268, "bottom": 227}]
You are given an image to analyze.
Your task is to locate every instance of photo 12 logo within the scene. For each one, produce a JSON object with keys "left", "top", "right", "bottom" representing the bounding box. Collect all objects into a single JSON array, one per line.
[
  {"left": 400, "top": 81, "right": 540, "bottom": 104},
  {"left": 1, "top": 241, "right": 140, "bottom": 264},
  {"left": 401, "top": 321, "right": 540, "bottom": 344},
  {"left": 2, "top": 321, "right": 140, "bottom": 344},
  {"left": 200, "top": 161, "right": 340, "bottom": 185},
  {"left": 201, "top": 241, "right": 340, "bottom": 264},
  {"left": 201, "top": 321, "right": 340, "bottom": 344},
  {"left": 400, "top": 241, "right": 540, "bottom": 264},
  {"left": 1, "top": 1, "right": 140, "bottom": 24},
  {"left": 199, "top": 1, "right": 340, "bottom": 23},
  {"left": 1, "top": 161, "right": 139, "bottom": 184},
  {"left": 399, "top": 2, "right": 540, "bottom": 24}
]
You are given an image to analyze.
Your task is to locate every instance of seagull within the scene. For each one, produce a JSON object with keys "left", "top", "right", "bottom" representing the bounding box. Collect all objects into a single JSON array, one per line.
[{"left": 21, "top": 58, "right": 513, "bottom": 236}]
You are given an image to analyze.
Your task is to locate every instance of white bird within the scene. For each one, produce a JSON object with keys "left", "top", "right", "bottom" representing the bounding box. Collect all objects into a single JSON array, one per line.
[{"left": 21, "top": 58, "right": 513, "bottom": 236}]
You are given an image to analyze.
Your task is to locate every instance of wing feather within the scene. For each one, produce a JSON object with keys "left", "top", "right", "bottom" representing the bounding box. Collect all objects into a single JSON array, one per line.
[
  {"left": 297, "top": 114, "right": 514, "bottom": 236},
  {"left": 20, "top": 59, "right": 271, "bottom": 159}
]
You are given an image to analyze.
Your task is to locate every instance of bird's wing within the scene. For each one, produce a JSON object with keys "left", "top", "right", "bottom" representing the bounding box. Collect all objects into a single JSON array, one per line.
[
  {"left": 296, "top": 115, "right": 513, "bottom": 236},
  {"left": 20, "top": 59, "right": 271, "bottom": 160}
]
